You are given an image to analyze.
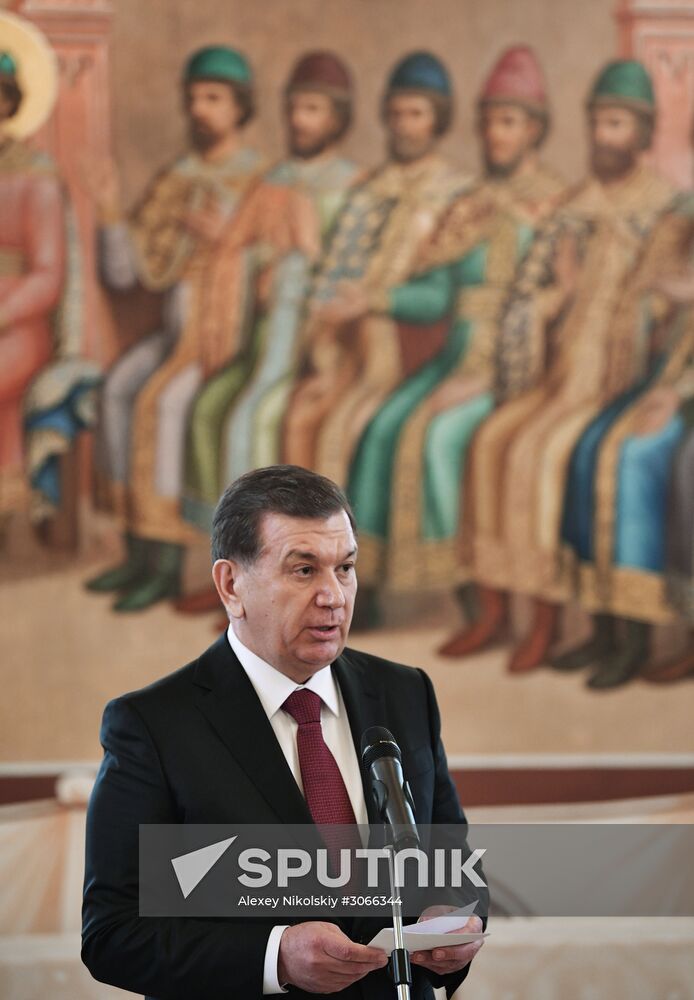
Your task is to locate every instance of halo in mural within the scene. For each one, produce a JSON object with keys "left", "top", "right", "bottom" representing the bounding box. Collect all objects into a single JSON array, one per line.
[{"left": 0, "top": 10, "right": 58, "bottom": 140}]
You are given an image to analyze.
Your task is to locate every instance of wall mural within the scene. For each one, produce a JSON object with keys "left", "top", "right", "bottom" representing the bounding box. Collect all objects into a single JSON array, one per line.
[{"left": 2, "top": 0, "right": 694, "bottom": 763}]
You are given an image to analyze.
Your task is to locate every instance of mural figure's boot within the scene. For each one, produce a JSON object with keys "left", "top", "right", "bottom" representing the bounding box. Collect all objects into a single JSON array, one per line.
[
  {"left": 437, "top": 586, "right": 507, "bottom": 657},
  {"left": 507, "top": 599, "right": 559, "bottom": 674},
  {"left": 642, "top": 633, "right": 694, "bottom": 684},
  {"left": 173, "top": 586, "right": 220, "bottom": 614},
  {"left": 350, "top": 585, "right": 382, "bottom": 631},
  {"left": 113, "top": 541, "right": 183, "bottom": 612},
  {"left": 85, "top": 533, "right": 149, "bottom": 592},
  {"left": 586, "top": 619, "right": 650, "bottom": 690},
  {"left": 550, "top": 613, "right": 618, "bottom": 672},
  {"left": 454, "top": 582, "right": 478, "bottom": 623}
]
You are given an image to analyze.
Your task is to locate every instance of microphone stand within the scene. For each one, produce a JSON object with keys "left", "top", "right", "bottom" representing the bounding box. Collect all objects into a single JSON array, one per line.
[
  {"left": 361, "top": 729, "right": 417, "bottom": 999},
  {"left": 384, "top": 839, "right": 411, "bottom": 1000}
]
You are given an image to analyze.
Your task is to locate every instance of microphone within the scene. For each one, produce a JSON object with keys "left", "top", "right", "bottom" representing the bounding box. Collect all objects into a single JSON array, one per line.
[{"left": 361, "top": 726, "right": 419, "bottom": 850}]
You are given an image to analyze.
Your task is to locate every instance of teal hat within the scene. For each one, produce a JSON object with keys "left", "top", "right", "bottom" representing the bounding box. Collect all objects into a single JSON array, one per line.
[
  {"left": 183, "top": 46, "right": 252, "bottom": 86},
  {"left": 386, "top": 51, "right": 451, "bottom": 98},
  {"left": 588, "top": 60, "right": 655, "bottom": 116},
  {"left": 0, "top": 51, "right": 18, "bottom": 77}
]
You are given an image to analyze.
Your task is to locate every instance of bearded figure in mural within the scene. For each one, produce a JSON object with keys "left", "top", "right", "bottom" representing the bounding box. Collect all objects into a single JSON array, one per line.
[
  {"left": 345, "top": 46, "right": 566, "bottom": 627},
  {"left": 441, "top": 60, "right": 676, "bottom": 674},
  {"left": 86, "top": 46, "right": 266, "bottom": 611},
  {"left": 180, "top": 52, "right": 359, "bottom": 531},
  {"left": 0, "top": 13, "right": 99, "bottom": 533},
  {"left": 174, "top": 51, "right": 360, "bottom": 616},
  {"left": 281, "top": 51, "right": 467, "bottom": 485}
]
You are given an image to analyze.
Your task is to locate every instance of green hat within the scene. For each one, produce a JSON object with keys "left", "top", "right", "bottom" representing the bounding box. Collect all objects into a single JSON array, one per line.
[
  {"left": 587, "top": 60, "right": 655, "bottom": 116},
  {"left": 183, "top": 46, "right": 252, "bottom": 86},
  {"left": 0, "top": 51, "right": 18, "bottom": 77}
]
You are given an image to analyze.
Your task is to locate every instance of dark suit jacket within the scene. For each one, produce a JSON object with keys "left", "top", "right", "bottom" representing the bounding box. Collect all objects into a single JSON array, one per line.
[{"left": 82, "top": 634, "right": 483, "bottom": 999}]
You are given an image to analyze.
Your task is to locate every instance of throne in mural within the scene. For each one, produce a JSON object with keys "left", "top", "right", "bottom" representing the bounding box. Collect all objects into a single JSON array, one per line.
[{"left": 2, "top": 1, "right": 114, "bottom": 550}]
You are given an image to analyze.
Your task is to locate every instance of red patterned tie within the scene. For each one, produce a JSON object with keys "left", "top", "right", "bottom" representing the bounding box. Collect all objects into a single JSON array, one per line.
[{"left": 282, "top": 688, "right": 358, "bottom": 872}]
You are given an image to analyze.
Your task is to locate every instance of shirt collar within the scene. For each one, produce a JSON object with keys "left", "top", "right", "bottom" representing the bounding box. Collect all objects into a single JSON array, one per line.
[{"left": 226, "top": 624, "right": 340, "bottom": 719}]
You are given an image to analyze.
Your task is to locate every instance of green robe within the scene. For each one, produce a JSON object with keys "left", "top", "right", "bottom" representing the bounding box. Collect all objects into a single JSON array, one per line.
[{"left": 347, "top": 167, "right": 566, "bottom": 589}]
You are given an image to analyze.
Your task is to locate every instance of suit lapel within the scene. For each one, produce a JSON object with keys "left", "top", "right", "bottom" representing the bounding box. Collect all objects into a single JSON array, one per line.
[
  {"left": 192, "top": 637, "right": 391, "bottom": 940},
  {"left": 191, "top": 637, "right": 388, "bottom": 826},
  {"left": 191, "top": 634, "right": 313, "bottom": 826},
  {"left": 332, "top": 649, "right": 387, "bottom": 825}
]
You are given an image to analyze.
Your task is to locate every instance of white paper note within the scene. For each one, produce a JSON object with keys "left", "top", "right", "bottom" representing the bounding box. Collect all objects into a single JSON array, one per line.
[
  {"left": 367, "top": 927, "right": 488, "bottom": 952},
  {"left": 367, "top": 905, "right": 487, "bottom": 952}
]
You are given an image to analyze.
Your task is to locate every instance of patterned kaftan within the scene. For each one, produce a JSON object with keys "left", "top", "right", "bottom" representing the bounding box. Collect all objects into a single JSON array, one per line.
[
  {"left": 96, "top": 147, "right": 263, "bottom": 543},
  {"left": 281, "top": 154, "right": 467, "bottom": 485},
  {"left": 181, "top": 155, "right": 359, "bottom": 532},
  {"left": 468, "top": 166, "right": 674, "bottom": 603},
  {"left": 347, "top": 165, "right": 566, "bottom": 589}
]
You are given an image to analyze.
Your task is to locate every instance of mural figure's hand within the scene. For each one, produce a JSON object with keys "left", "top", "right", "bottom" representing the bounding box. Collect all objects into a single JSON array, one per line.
[
  {"left": 288, "top": 190, "right": 322, "bottom": 261},
  {"left": 631, "top": 385, "right": 680, "bottom": 437},
  {"left": 313, "top": 281, "right": 369, "bottom": 324},
  {"left": 429, "top": 375, "right": 490, "bottom": 415},
  {"left": 554, "top": 231, "right": 580, "bottom": 303},
  {"left": 652, "top": 269, "right": 694, "bottom": 305},
  {"left": 182, "top": 204, "right": 230, "bottom": 243}
]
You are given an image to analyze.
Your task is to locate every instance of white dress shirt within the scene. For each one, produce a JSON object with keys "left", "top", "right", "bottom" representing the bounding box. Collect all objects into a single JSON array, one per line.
[{"left": 226, "top": 625, "right": 368, "bottom": 994}]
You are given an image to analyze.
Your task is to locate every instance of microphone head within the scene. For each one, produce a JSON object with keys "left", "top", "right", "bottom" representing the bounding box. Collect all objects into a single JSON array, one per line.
[{"left": 361, "top": 726, "right": 402, "bottom": 771}]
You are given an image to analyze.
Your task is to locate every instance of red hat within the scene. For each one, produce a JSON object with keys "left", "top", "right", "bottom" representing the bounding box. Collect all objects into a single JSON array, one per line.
[
  {"left": 286, "top": 51, "right": 353, "bottom": 100},
  {"left": 479, "top": 45, "right": 548, "bottom": 114}
]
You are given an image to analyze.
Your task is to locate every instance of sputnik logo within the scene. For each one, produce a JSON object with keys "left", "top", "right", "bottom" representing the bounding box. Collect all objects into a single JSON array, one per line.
[{"left": 171, "top": 837, "right": 237, "bottom": 899}]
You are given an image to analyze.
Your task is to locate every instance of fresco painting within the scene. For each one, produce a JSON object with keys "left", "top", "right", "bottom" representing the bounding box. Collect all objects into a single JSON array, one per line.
[{"left": 2, "top": 0, "right": 694, "bottom": 768}]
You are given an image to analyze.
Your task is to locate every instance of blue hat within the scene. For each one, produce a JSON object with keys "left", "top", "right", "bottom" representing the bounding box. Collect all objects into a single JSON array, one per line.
[{"left": 386, "top": 51, "right": 451, "bottom": 97}]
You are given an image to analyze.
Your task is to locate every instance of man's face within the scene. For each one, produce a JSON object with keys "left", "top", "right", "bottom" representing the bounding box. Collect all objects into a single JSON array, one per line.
[
  {"left": 184, "top": 80, "right": 242, "bottom": 150},
  {"left": 589, "top": 105, "right": 642, "bottom": 181},
  {"left": 385, "top": 92, "right": 438, "bottom": 163},
  {"left": 287, "top": 90, "right": 341, "bottom": 158},
  {"left": 479, "top": 103, "right": 540, "bottom": 177},
  {"left": 228, "top": 511, "right": 357, "bottom": 681}
]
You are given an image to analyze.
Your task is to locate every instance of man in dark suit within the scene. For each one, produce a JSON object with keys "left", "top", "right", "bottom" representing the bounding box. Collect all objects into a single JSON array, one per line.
[{"left": 82, "top": 465, "right": 485, "bottom": 998}]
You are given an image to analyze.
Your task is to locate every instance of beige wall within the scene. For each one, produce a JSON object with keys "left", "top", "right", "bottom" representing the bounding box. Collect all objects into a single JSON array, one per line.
[{"left": 109, "top": 0, "right": 617, "bottom": 205}]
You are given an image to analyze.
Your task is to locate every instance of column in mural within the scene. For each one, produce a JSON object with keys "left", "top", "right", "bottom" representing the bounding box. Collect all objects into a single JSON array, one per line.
[{"left": 616, "top": 0, "right": 694, "bottom": 187}]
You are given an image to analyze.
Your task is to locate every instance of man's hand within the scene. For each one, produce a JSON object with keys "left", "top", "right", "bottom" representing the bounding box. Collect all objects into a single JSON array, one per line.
[
  {"left": 277, "top": 921, "right": 388, "bottom": 993},
  {"left": 410, "top": 913, "right": 485, "bottom": 976},
  {"left": 631, "top": 385, "right": 681, "bottom": 437}
]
